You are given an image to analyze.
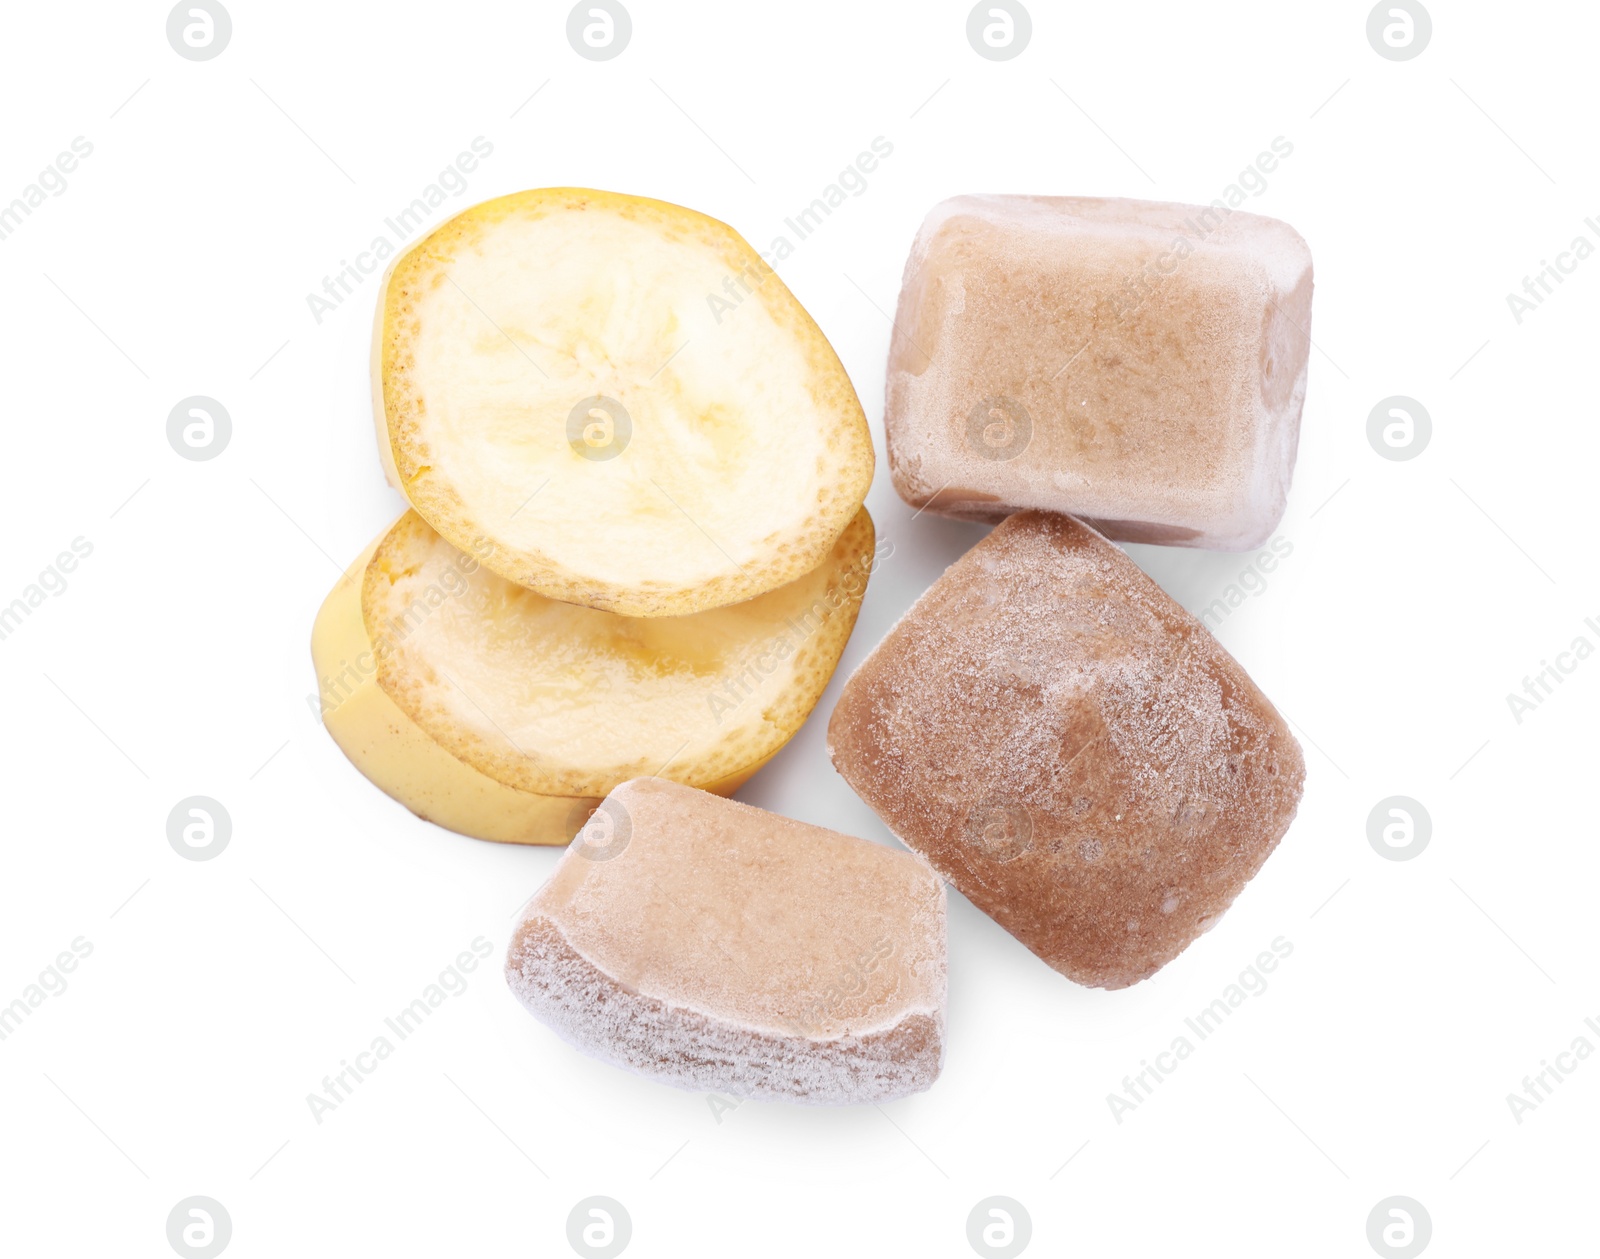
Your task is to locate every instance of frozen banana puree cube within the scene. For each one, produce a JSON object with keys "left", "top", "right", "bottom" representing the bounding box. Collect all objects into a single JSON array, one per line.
[
  {"left": 886, "top": 195, "right": 1313, "bottom": 550},
  {"left": 827, "top": 512, "right": 1304, "bottom": 989},
  {"left": 505, "top": 779, "right": 946, "bottom": 1103}
]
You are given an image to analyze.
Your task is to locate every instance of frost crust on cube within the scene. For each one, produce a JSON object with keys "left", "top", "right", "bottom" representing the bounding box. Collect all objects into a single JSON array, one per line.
[
  {"left": 827, "top": 511, "right": 1305, "bottom": 989},
  {"left": 886, "top": 195, "right": 1313, "bottom": 550},
  {"left": 505, "top": 779, "right": 947, "bottom": 1103}
]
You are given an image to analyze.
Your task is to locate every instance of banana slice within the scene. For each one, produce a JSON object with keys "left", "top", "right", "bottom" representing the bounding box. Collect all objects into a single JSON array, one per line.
[
  {"left": 373, "top": 187, "right": 875, "bottom": 617},
  {"left": 311, "top": 508, "right": 876, "bottom": 843}
]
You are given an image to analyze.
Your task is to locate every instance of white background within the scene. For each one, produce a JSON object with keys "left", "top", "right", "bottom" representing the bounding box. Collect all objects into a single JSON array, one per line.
[{"left": 1, "top": 2, "right": 1595, "bottom": 1255}]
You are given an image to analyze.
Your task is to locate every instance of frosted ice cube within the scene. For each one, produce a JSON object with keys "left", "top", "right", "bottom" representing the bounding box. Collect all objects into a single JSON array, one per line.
[
  {"left": 828, "top": 511, "right": 1305, "bottom": 989},
  {"left": 886, "top": 195, "right": 1313, "bottom": 550},
  {"left": 505, "top": 778, "right": 947, "bottom": 1102}
]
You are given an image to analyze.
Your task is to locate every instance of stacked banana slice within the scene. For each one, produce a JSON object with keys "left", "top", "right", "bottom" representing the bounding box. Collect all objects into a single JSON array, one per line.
[{"left": 312, "top": 189, "right": 877, "bottom": 843}]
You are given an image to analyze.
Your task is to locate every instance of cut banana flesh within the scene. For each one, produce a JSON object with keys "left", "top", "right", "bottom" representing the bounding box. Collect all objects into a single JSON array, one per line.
[
  {"left": 311, "top": 508, "right": 877, "bottom": 843},
  {"left": 374, "top": 188, "right": 875, "bottom": 617}
]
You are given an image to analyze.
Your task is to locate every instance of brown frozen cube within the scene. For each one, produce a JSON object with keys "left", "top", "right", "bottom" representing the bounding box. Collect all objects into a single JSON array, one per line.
[
  {"left": 504, "top": 778, "right": 946, "bottom": 1103},
  {"left": 827, "top": 511, "right": 1304, "bottom": 989},
  {"left": 886, "top": 195, "right": 1313, "bottom": 549}
]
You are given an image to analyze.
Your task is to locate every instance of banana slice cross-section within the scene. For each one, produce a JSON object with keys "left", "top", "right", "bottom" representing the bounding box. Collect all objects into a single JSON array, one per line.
[
  {"left": 374, "top": 187, "right": 875, "bottom": 617},
  {"left": 311, "top": 508, "right": 877, "bottom": 844}
]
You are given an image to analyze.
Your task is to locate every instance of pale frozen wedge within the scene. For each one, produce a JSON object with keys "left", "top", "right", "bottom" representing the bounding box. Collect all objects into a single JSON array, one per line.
[
  {"left": 506, "top": 778, "right": 948, "bottom": 1103},
  {"left": 310, "top": 508, "right": 877, "bottom": 844},
  {"left": 373, "top": 187, "right": 875, "bottom": 617}
]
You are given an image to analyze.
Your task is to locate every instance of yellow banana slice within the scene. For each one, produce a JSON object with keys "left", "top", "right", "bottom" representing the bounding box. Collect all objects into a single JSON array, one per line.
[
  {"left": 311, "top": 508, "right": 877, "bottom": 843},
  {"left": 373, "top": 187, "right": 875, "bottom": 617}
]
